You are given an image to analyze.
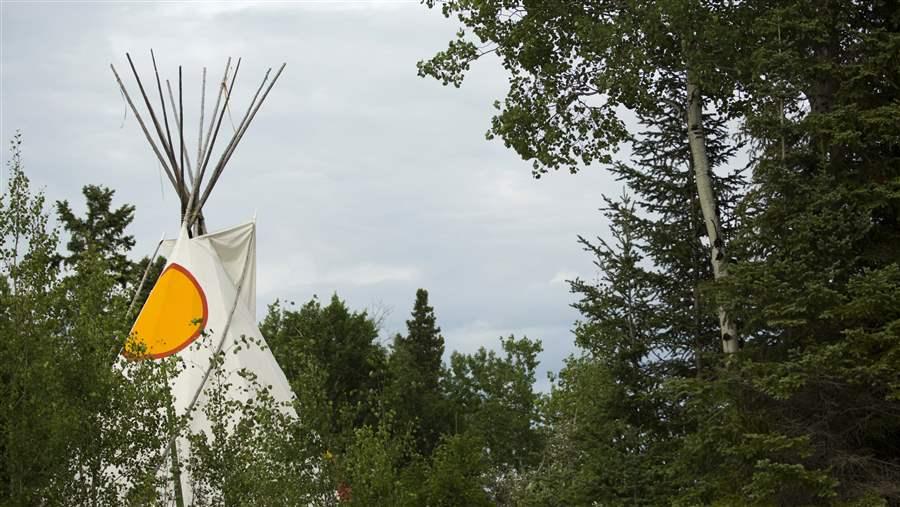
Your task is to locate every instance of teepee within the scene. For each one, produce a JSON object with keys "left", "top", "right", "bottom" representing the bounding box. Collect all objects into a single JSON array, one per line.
[{"left": 111, "top": 52, "right": 294, "bottom": 505}]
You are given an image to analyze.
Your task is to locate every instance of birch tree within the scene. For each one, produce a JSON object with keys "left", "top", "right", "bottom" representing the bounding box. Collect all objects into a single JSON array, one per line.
[
  {"left": 419, "top": 0, "right": 744, "bottom": 353},
  {"left": 0, "top": 135, "right": 176, "bottom": 505},
  {"left": 685, "top": 67, "right": 739, "bottom": 352}
]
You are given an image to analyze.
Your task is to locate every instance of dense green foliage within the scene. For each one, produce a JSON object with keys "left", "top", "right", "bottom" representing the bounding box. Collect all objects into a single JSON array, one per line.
[
  {"left": 419, "top": 0, "right": 900, "bottom": 504},
  {"left": 0, "top": 135, "right": 176, "bottom": 505},
  {"left": 386, "top": 288, "right": 448, "bottom": 455},
  {"left": 261, "top": 295, "right": 389, "bottom": 456},
  {"left": 2, "top": 0, "right": 898, "bottom": 504},
  {"left": 0, "top": 138, "right": 326, "bottom": 505},
  {"left": 261, "top": 288, "right": 544, "bottom": 505}
]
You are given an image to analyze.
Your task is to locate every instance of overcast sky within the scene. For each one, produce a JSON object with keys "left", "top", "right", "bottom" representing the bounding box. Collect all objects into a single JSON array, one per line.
[{"left": 1, "top": 1, "right": 623, "bottom": 389}]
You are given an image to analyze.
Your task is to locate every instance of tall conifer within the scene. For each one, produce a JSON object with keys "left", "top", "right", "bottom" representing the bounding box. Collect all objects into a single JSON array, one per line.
[{"left": 387, "top": 289, "right": 447, "bottom": 455}]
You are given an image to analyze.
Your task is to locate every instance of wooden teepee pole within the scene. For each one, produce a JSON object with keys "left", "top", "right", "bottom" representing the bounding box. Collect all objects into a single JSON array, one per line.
[
  {"left": 196, "top": 63, "right": 286, "bottom": 212},
  {"left": 124, "top": 53, "right": 186, "bottom": 204},
  {"left": 184, "top": 58, "right": 241, "bottom": 230},
  {"left": 165, "top": 80, "right": 193, "bottom": 181},
  {"left": 110, "top": 63, "right": 178, "bottom": 192},
  {"left": 150, "top": 50, "right": 183, "bottom": 196},
  {"left": 196, "top": 68, "right": 207, "bottom": 184},
  {"left": 197, "top": 67, "right": 272, "bottom": 210},
  {"left": 197, "top": 58, "right": 239, "bottom": 187},
  {"left": 178, "top": 66, "right": 186, "bottom": 224}
]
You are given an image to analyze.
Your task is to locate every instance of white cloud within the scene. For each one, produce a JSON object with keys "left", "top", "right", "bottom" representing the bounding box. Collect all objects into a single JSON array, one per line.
[{"left": 257, "top": 254, "right": 318, "bottom": 298}]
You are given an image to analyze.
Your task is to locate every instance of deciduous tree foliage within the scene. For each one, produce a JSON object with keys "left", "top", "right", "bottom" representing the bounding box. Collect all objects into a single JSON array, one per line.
[
  {"left": 1, "top": 137, "right": 326, "bottom": 506},
  {"left": 3, "top": 0, "right": 898, "bottom": 502},
  {"left": 261, "top": 295, "right": 389, "bottom": 456},
  {"left": 0, "top": 135, "right": 176, "bottom": 505},
  {"left": 184, "top": 345, "right": 329, "bottom": 506},
  {"left": 420, "top": 0, "right": 748, "bottom": 351},
  {"left": 259, "top": 288, "right": 545, "bottom": 505},
  {"left": 421, "top": 0, "right": 900, "bottom": 504}
]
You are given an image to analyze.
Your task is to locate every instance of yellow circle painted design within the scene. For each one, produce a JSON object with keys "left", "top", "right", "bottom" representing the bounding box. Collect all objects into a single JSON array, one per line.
[{"left": 125, "top": 263, "right": 208, "bottom": 359}]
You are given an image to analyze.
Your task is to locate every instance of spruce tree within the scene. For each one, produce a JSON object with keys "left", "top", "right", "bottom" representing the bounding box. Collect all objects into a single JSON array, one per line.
[
  {"left": 710, "top": 1, "right": 900, "bottom": 500},
  {"left": 387, "top": 288, "right": 447, "bottom": 456},
  {"left": 562, "top": 195, "right": 672, "bottom": 505},
  {"left": 536, "top": 3, "right": 900, "bottom": 503},
  {"left": 518, "top": 95, "right": 747, "bottom": 503},
  {"left": 56, "top": 185, "right": 137, "bottom": 289},
  {"left": 401, "top": 288, "right": 444, "bottom": 384},
  {"left": 55, "top": 184, "right": 165, "bottom": 315},
  {"left": 612, "top": 91, "right": 745, "bottom": 372}
]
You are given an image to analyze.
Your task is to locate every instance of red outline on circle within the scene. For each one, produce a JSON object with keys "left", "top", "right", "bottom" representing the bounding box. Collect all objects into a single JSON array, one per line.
[{"left": 123, "top": 262, "right": 209, "bottom": 360}]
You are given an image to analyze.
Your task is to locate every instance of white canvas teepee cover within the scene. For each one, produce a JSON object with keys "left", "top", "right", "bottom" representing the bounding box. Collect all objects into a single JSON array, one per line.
[{"left": 126, "top": 221, "right": 295, "bottom": 502}]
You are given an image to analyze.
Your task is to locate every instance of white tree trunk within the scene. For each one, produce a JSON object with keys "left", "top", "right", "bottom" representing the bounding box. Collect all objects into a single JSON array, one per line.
[{"left": 686, "top": 68, "right": 739, "bottom": 354}]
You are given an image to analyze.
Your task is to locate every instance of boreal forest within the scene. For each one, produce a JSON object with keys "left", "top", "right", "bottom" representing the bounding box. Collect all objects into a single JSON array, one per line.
[{"left": 2, "top": 1, "right": 899, "bottom": 506}]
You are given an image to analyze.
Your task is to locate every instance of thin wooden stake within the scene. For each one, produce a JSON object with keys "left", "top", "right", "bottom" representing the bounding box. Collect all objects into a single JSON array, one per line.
[
  {"left": 198, "top": 67, "right": 272, "bottom": 209},
  {"left": 110, "top": 63, "right": 178, "bottom": 192},
  {"left": 179, "top": 66, "right": 185, "bottom": 211},
  {"left": 194, "top": 68, "right": 208, "bottom": 236},
  {"left": 199, "top": 58, "right": 231, "bottom": 181},
  {"left": 196, "top": 68, "right": 207, "bottom": 183},
  {"left": 220, "top": 63, "right": 286, "bottom": 171},
  {"left": 165, "top": 80, "right": 193, "bottom": 180},
  {"left": 197, "top": 63, "right": 285, "bottom": 212},
  {"left": 151, "top": 50, "right": 181, "bottom": 194},
  {"left": 124, "top": 53, "right": 185, "bottom": 201},
  {"left": 186, "top": 58, "right": 241, "bottom": 228}
]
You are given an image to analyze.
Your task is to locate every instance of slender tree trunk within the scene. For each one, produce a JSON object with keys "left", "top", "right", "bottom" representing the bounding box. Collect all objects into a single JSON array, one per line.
[
  {"left": 685, "top": 67, "right": 739, "bottom": 354},
  {"left": 169, "top": 439, "right": 186, "bottom": 507},
  {"left": 691, "top": 200, "right": 704, "bottom": 373}
]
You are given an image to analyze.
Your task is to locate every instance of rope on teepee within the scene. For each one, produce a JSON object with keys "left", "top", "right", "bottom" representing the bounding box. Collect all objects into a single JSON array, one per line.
[{"left": 118, "top": 86, "right": 129, "bottom": 129}]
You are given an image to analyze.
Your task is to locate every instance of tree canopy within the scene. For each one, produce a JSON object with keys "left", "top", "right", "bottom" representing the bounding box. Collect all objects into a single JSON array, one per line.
[{"left": 2, "top": 1, "right": 899, "bottom": 503}]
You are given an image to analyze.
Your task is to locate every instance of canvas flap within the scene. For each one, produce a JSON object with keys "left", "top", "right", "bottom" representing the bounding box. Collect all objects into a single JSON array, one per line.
[{"left": 157, "top": 220, "right": 257, "bottom": 318}]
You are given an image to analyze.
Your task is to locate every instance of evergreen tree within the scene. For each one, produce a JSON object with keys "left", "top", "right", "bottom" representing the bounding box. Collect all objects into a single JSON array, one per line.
[
  {"left": 401, "top": 289, "right": 445, "bottom": 380},
  {"left": 527, "top": 97, "right": 746, "bottom": 504},
  {"left": 56, "top": 185, "right": 136, "bottom": 289},
  {"left": 520, "top": 194, "right": 675, "bottom": 506},
  {"left": 712, "top": 1, "right": 900, "bottom": 500},
  {"left": 610, "top": 94, "right": 745, "bottom": 373},
  {"left": 386, "top": 288, "right": 448, "bottom": 456},
  {"left": 513, "top": 2, "right": 900, "bottom": 504},
  {"left": 55, "top": 183, "right": 165, "bottom": 316}
]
